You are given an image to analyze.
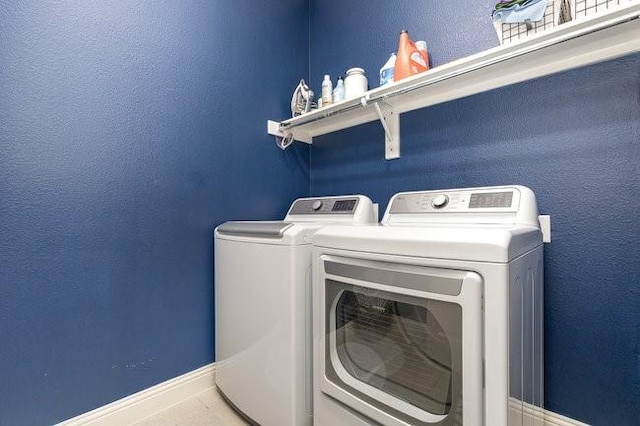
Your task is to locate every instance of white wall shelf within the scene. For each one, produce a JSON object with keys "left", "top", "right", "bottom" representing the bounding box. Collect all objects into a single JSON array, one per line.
[{"left": 268, "top": 3, "right": 640, "bottom": 160}]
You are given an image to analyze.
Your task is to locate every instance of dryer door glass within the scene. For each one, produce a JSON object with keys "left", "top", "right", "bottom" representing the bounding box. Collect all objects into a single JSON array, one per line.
[{"left": 325, "top": 279, "right": 463, "bottom": 425}]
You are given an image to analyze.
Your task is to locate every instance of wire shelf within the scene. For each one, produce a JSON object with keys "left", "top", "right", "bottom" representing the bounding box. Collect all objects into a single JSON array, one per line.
[{"left": 499, "top": 0, "right": 636, "bottom": 44}]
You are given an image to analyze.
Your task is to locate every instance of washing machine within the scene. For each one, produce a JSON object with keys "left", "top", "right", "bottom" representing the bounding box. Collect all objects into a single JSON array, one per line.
[
  {"left": 312, "top": 185, "right": 545, "bottom": 426},
  {"left": 214, "top": 195, "right": 376, "bottom": 426}
]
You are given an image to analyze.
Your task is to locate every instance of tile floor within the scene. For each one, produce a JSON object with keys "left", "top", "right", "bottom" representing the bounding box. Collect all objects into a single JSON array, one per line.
[{"left": 131, "top": 387, "right": 250, "bottom": 426}]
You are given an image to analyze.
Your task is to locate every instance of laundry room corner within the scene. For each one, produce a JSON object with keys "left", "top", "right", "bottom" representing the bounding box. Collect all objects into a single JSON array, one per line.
[
  {"left": 0, "top": 1, "right": 310, "bottom": 425},
  {"left": 2, "top": 0, "right": 639, "bottom": 425}
]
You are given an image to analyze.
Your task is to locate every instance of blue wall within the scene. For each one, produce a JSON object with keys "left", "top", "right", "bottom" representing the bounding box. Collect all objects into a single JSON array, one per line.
[
  {"left": 2, "top": 1, "right": 637, "bottom": 425},
  {"left": 0, "top": 1, "right": 309, "bottom": 424},
  {"left": 310, "top": 1, "right": 639, "bottom": 425}
]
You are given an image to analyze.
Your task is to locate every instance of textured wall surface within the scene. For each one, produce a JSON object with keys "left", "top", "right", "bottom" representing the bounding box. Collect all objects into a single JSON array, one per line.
[
  {"left": 2, "top": 1, "right": 638, "bottom": 425},
  {"left": 0, "top": 1, "right": 309, "bottom": 424},
  {"left": 310, "top": 1, "right": 640, "bottom": 425}
]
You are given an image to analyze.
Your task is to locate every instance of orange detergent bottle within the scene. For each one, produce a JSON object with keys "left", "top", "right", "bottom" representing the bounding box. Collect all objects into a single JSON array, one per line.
[{"left": 394, "top": 30, "right": 429, "bottom": 82}]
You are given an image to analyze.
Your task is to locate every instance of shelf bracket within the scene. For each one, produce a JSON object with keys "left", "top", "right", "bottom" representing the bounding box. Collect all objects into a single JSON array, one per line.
[
  {"left": 267, "top": 120, "right": 311, "bottom": 150},
  {"left": 372, "top": 102, "right": 400, "bottom": 160}
]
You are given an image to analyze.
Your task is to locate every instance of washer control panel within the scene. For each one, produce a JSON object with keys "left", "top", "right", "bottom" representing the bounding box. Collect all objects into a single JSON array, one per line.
[
  {"left": 389, "top": 187, "right": 519, "bottom": 214},
  {"left": 288, "top": 197, "right": 360, "bottom": 215}
]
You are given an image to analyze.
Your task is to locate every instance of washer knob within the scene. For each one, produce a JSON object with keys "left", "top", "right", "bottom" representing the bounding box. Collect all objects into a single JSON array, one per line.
[
  {"left": 431, "top": 194, "right": 449, "bottom": 208},
  {"left": 312, "top": 200, "right": 323, "bottom": 211}
]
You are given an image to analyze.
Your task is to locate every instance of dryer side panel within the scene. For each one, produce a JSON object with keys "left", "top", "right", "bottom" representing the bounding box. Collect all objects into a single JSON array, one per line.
[{"left": 508, "top": 246, "right": 544, "bottom": 425}]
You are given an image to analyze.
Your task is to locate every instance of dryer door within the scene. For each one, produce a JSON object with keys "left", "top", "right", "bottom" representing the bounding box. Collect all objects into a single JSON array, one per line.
[{"left": 316, "top": 255, "right": 483, "bottom": 426}]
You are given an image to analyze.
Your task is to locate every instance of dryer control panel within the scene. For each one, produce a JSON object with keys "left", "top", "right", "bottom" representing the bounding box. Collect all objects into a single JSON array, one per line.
[
  {"left": 384, "top": 185, "right": 540, "bottom": 227},
  {"left": 389, "top": 187, "right": 519, "bottom": 214}
]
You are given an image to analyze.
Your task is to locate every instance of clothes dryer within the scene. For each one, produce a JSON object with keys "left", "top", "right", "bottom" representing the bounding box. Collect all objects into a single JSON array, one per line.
[
  {"left": 214, "top": 195, "right": 376, "bottom": 426},
  {"left": 312, "top": 186, "right": 545, "bottom": 426}
]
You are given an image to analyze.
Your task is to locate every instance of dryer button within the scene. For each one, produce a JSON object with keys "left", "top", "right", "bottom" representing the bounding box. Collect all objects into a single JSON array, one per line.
[
  {"left": 312, "top": 200, "right": 323, "bottom": 211},
  {"left": 431, "top": 194, "right": 449, "bottom": 209}
]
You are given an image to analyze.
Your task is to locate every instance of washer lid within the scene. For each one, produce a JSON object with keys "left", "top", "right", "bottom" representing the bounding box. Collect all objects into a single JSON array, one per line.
[
  {"left": 215, "top": 221, "right": 329, "bottom": 246},
  {"left": 216, "top": 221, "right": 293, "bottom": 239}
]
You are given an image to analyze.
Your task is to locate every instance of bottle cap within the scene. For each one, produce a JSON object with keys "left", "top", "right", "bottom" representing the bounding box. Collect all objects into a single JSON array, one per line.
[
  {"left": 346, "top": 67, "right": 365, "bottom": 76},
  {"left": 324, "top": 74, "right": 330, "bottom": 80}
]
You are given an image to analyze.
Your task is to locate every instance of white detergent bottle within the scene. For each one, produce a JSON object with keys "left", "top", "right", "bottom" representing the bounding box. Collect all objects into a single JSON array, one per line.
[
  {"left": 379, "top": 53, "right": 396, "bottom": 87},
  {"left": 332, "top": 76, "right": 345, "bottom": 103},
  {"left": 321, "top": 74, "right": 333, "bottom": 106}
]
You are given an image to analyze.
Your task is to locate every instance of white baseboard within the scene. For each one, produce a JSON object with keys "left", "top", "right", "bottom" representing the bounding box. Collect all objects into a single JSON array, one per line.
[
  {"left": 56, "top": 365, "right": 588, "bottom": 426},
  {"left": 56, "top": 363, "right": 216, "bottom": 426},
  {"left": 510, "top": 398, "right": 590, "bottom": 426}
]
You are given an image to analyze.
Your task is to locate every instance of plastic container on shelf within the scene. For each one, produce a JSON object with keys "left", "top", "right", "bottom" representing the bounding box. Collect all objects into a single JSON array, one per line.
[
  {"left": 332, "top": 76, "right": 345, "bottom": 103},
  {"left": 344, "top": 68, "right": 368, "bottom": 99},
  {"left": 379, "top": 53, "right": 396, "bottom": 87},
  {"left": 415, "top": 40, "right": 429, "bottom": 68},
  {"left": 394, "top": 30, "right": 429, "bottom": 82},
  {"left": 321, "top": 74, "right": 333, "bottom": 106}
]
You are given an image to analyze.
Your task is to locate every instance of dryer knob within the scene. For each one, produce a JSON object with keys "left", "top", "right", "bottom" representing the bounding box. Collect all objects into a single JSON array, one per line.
[
  {"left": 431, "top": 194, "right": 449, "bottom": 209},
  {"left": 312, "top": 200, "right": 323, "bottom": 211}
]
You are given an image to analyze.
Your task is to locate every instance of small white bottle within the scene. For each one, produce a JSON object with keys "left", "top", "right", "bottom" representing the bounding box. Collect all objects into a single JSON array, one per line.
[
  {"left": 332, "top": 76, "right": 345, "bottom": 103},
  {"left": 379, "top": 53, "right": 396, "bottom": 86},
  {"left": 321, "top": 74, "right": 333, "bottom": 106}
]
